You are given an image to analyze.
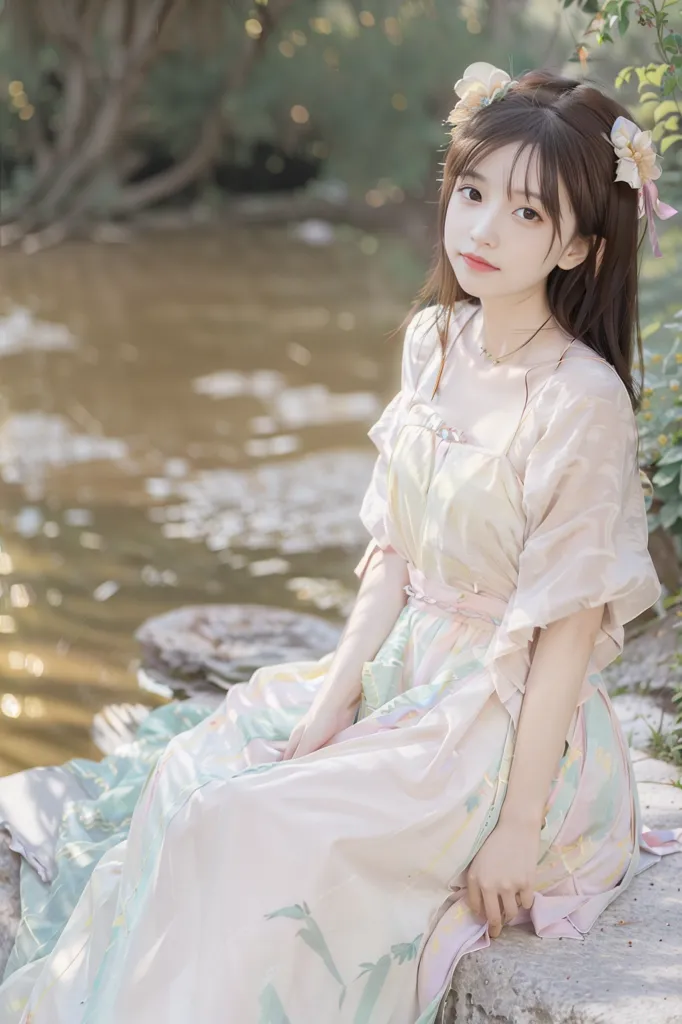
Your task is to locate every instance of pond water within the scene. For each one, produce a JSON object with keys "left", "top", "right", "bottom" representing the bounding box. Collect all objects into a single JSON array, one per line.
[
  {"left": 0, "top": 216, "right": 679, "bottom": 776},
  {"left": 0, "top": 225, "right": 420, "bottom": 774}
]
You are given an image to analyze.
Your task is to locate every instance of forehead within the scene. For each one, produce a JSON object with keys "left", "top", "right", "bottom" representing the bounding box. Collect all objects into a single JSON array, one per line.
[{"left": 465, "top": 142, "right": 542, "bottom": 189}]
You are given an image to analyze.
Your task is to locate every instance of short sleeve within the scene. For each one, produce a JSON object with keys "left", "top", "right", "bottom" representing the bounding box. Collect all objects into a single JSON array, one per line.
[
  {"left": 353, "top": 306, "right": 439, "bottom": 579},
  {"left": 483, "top": 362, "right": 661, "bottom": 719}
]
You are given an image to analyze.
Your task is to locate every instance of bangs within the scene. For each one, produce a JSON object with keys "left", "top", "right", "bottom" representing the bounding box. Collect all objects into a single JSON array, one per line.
[{"left": 455, "top": 123, "right": 566, "bottom": 251}]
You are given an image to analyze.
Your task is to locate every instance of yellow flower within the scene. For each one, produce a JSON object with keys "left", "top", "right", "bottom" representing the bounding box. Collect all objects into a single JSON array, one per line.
[
  {"left": 650, "top": 353, "right": 663, "bottom": 363},
  {"left": 644, "top": 412, "right": 653, "bottom": 420},
  {"left": 670, "top": 381, "right": 680, "bottom": 391},
  {"left": 658, "top": 434, "right": 669, "bottom": 445}
]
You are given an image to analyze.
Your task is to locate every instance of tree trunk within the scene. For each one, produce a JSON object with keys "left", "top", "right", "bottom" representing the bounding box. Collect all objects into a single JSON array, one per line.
[
  {"left": 1, "top": 0, "right": 185, "bottom": 243},
  {"left": 1, "top": 0, "right": 298, "bottom": 249}
]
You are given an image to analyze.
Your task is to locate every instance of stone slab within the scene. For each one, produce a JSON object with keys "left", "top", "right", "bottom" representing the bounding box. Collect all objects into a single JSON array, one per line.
[{"left": 0, "top": 833, "right": 19, "bottom": 979}]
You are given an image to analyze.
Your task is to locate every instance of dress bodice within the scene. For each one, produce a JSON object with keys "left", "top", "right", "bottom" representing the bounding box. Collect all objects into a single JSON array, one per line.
[
  {"left": 382, "top": 322, "right": 576, "bottom": 600},
  {"left": 385, "top": 399, "right": 526, "bottom": 601}
]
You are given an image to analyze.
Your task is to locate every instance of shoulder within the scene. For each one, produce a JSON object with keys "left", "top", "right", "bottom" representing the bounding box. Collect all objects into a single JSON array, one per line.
[
  {"left": 401, "top": 301, "right": 477, "bottom": 382},
  {"left": 544, "top": 341, "right": 635, "bottom": 424},
  {"left": 529, "top": 343, "right": 640, "bottom": 469}
]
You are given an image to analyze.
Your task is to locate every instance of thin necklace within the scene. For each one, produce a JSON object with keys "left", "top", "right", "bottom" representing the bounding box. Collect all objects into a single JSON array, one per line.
[{"left": 478, "top": 313, "right": 554, "bottom": 365}]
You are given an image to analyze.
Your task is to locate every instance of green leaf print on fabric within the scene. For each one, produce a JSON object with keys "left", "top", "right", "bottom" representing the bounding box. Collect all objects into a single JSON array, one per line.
[
  {"left": 354, "top": 955, "right": 392, "bottom": 1024},
  {"left": 259, "top": 983, "right": 293, "bottom": 1024},
  {"left": 465, "top": 793, "right": 480, "bottom": 814},
  {"left": 264, "top": 902, "right": 425, "bottom": 1020},
  {"left": 353, "top": 933, "right": 424, "bottom": 1022},
  {"left": 264, "top": 903, "right": 308, "bottom": 921},
  {"left": 265, "top": 902, "right": 347, "bottom": 1005},
  {"left": 390, "top": 933, "right": 422, "bottom": 965}
]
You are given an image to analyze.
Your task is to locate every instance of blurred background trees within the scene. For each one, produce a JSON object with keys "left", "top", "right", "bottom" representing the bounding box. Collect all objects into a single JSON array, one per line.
[
  {"left": 0, "top": 0, "right": 551, "bottom": 245},
  {"left": 2, "top": 0, "right": 681, "bottom": 249}
]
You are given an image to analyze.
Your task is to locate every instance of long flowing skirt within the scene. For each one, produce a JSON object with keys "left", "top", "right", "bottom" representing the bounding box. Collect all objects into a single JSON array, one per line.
[{"left": 0, "top": 603, "right": 679, "bottom": 1023}]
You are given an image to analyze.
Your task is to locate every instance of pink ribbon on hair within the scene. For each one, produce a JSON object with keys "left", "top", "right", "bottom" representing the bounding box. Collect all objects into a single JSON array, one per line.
[{"left": 639, "top": 179, "right": 678, "bottom": 258}]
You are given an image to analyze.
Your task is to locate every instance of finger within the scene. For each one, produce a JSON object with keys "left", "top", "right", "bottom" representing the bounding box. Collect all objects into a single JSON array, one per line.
[
  {"left": 482, "top": 888, "right": 502, "bottom": 938},
  {"left": 501, "top": 889, "right": 520, "bottom": 926},
  {"left": 466, "top": 874, "right": 483, "bottom": 918},
  {"left": 518, "top": 885, "right": 535, "bottom": 911},
  {"left": 282, "top": 724, "right": 303, "bottom": 761}
]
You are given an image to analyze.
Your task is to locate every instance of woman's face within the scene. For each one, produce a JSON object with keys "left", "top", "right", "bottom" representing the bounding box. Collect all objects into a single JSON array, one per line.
[{"left": 444, "top": 142, "right": 583, "bottom": 300}]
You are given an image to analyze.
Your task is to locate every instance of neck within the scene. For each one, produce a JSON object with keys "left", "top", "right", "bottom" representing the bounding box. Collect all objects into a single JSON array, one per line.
[{"left": 478, "top": 290, "right": 555, "bottom": 360}]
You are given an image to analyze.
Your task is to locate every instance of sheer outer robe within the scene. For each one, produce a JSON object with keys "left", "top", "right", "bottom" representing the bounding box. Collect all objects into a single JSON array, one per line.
[{"left": 355, "top": 306, "right": 661, "bottom": 727}]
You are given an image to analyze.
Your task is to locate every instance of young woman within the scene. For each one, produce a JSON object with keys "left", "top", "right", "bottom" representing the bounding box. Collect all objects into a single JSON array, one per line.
[{"left": 1, "top": 63, "right": 681, "bottom": 1024}]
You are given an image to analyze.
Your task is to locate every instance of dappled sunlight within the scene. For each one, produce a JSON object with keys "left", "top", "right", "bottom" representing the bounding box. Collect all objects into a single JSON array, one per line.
[
  {"left": 154, "top": 450, "right": 376, "bottom": 553},
  {"left": 0, "top": 307, "right": 77, "bottom": 358}
]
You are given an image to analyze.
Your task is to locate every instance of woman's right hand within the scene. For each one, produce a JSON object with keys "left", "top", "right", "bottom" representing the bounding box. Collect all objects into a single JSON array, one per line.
[{"left": 281, "top": 691, "right": 360, "bottom": 761}]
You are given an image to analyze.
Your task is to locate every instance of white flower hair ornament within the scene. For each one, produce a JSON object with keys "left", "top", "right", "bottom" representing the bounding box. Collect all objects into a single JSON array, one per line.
[
  {"left": 447, "top": 62, "right": 516, "bottom": 129},
  {"left": 447, "top": 68, "right": 677, "bottom": 259},
  {"left": 608, "top": 116, "right": 677, "bottom": 258}
]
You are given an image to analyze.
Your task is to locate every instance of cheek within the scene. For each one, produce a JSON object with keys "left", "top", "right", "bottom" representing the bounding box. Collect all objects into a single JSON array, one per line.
[
  {"left": 443, "top": 198, "right": 460, "bottom": 252},
  {"left": 513, "top": 226, "right": 557, "bottom": 270}
]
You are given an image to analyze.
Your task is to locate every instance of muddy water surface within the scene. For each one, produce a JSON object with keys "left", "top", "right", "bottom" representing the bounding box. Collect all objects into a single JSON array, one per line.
[{"left": 0, "top": 225, "right": 418, "bottom": 773}]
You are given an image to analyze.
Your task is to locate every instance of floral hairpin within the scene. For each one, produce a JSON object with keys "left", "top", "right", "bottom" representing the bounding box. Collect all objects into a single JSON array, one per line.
[
  {"left": 446, "top": 62, "right": 516, "bottom": 131},
  {"left": 609, "top": 115, "right": 677, "bottom": 258}
]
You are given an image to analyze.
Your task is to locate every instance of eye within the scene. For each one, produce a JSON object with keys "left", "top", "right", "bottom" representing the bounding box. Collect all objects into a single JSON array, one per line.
[
  {"left": 514, "top": 206, "right": 542, "bottom": 223},
  {"left": 458, "top": 185, "right": 482, "bottom": 202}
]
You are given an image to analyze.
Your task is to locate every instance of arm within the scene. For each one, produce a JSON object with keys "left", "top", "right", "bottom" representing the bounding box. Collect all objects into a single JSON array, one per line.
[
  {"left": 467, "top": 604, "right": 604, "bottom": 936},
  {"left": 500, "top": 603, "right": 605, "bottom": 830},
  {"left": 282, "top": 546, "right": 408, "bottom": 758},
  {"left": 314, "top": 546, "right": 409, "bottom": 714}
]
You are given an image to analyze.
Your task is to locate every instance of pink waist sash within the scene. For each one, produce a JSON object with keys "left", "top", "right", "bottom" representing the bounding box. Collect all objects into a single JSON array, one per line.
[{"left": 404, "top": 564, "right": 508, "bottom": 628}]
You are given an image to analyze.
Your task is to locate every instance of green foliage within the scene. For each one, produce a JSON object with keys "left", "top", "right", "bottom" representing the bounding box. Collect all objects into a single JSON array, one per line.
[
  {"left": 638, "top": 320, "right": 682, "bottom": 536},
  {"left": 229, "top": 0, "right": 456, "bottom": 191},
  {"left": 572, "top": 0, "right": 682, "bottom": 766},
  {"left": 220, "top": 0, "right": 546, "bottom": 194}
]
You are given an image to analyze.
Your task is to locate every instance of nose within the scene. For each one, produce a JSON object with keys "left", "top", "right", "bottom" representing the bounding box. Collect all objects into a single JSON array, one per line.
[{"left": 469, "top": 204, "right": 499, "bottom": 249}]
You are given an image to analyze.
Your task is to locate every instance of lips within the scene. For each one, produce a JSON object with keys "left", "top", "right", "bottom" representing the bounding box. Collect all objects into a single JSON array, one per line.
[{"left": 460, "top": 252, "right": 499, "bottom": 271}]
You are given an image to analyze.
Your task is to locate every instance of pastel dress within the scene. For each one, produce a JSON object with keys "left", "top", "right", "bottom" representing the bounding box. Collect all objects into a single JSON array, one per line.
[{"left": 1, "top": 303, "right": 681, "bottom": 1024}]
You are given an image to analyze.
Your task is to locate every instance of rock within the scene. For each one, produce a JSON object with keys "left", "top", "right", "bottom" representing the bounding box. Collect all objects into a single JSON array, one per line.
[
  {"left": 135, "top": 603, "right": 342, "bottom": 698},
  {"left": 603, "top": 611, "right": 682, "bottom": 695},
  {"left": 0, "top": 833, "right": 20, "bottom": 979},
  {"left": 611, "top": 692, "right": 677, "bottom": 749}
]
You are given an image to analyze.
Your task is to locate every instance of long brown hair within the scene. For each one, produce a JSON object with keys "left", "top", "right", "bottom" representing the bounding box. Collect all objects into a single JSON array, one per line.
[{"left": 410, "top": 69, "right": 646, "bottom": 411}]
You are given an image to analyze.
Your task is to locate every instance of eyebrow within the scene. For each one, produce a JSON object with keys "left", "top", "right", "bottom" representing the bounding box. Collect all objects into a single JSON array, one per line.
[{"left": 460, "top": 168, "right": 543, "bottom": 204}]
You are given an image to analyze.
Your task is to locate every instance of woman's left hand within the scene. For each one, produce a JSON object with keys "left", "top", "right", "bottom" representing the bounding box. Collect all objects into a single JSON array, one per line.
[{"left": 465, "top": 819, "right": 540, "bottom": 938}]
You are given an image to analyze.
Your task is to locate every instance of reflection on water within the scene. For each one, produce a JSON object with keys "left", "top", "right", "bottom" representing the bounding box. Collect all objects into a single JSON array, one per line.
[
  {"left": 0, "top": 226, "right": 416, "bottom": 775},
  {"left": 0, "top": 308, "right": 76, "bottom": 357},
  {"left": 154, "top": 452, "right": 378, "bottom": 552},
  {"left": 0, "top": 412, "right": 129, "bottom": 490}
]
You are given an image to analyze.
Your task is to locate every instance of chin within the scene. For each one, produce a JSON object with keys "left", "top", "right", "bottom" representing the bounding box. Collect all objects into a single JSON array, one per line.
[{"left": 454, "top": 272, "right": 507, "bottom": 299}]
